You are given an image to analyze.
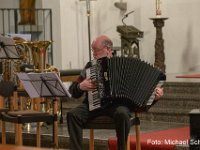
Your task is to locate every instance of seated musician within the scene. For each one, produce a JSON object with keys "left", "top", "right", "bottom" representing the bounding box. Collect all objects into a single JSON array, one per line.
[{"left": 67, "top": 35, "right": 164, "bottom": 150}]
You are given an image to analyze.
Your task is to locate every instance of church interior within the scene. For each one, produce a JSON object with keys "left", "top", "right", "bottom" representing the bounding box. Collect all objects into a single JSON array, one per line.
[{"left": 0, "top": 0, "right": 200, "bottom": 150}]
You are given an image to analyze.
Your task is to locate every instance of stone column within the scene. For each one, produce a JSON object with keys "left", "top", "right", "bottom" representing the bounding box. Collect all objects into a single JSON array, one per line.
[{"left": 150, "top": 17, "right": 168, "bottom": 72}]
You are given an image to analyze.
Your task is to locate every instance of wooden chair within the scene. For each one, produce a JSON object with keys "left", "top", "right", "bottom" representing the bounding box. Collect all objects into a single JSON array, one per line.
[
  {"left": 0, "top": 97, "right": 9, "bottom": 120},
  {"left": 1, "top": 89, "right": 57, "bottom": 147},
  {"left": 0, "top": 80, "right": 15, "bottom": 111},
  {"left": 84, "top": 112, "right": 141, "bottom": 150},
  {"left": 0, "top": 107, "right": 8, "bottom": 129},
  {"left": 0, "top": 81, "right": 13, "bottom": 134}
]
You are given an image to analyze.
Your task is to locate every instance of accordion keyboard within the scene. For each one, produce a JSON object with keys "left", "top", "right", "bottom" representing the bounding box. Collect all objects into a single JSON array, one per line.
[
  {"left": 146, "top": 80, "right": 165, "bottom": 106},
  {"left": 86, "top": 66, "right": 101, "bottom": 111}
]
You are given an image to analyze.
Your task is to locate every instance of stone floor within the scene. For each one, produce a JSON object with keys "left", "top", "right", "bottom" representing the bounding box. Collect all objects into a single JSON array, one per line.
[
  {"left": 2, "top": 115, "right": 189, "bottom": 150},
  {"left": 4, "top": 118, "right": 188, "bottom": 140}
]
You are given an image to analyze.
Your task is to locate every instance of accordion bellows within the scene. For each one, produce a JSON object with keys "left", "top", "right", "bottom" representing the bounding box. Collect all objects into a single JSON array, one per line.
[{"left": 86, "top": 57, "right": 166, "bottom": 111}]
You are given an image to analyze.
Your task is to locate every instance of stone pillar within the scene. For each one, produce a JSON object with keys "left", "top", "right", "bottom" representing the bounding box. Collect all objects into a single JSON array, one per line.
[{"left": 150, "top": 17, "right": 168, "bottom": 72}]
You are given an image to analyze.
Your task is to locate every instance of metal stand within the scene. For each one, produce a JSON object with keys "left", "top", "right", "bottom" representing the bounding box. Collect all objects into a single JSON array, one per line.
[
  {"left": 80, "top": 0, "right": 94, "bottom": 60},
  {"left": 150, "top": 17, "right": 168, "bottom": 73},
  {"left": 86, "top": 0, "right": 92, "bottom": 61},
  {"left": 17, "top": 72, "right": 70, "bottom": 148},
  {"left": 80, "top": 0, "right": 96, "bottom": 61},
  {"left": 0, "top": 35, "right": 21, "bottom": 108}
]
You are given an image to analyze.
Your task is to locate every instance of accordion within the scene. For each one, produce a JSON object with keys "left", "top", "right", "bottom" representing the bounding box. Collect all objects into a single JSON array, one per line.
[{"left": 86, "top": 57, "right": 166, "bottom": 111}]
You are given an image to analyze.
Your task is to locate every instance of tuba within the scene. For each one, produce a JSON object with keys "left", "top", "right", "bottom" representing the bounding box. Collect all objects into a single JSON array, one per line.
[
  {"left": 15, "top": 40, "right": 53, "bottom": 73},
  {"left": 31, "top": 41, "right": 52, "bottom": 72},
  {"left": 28, "top": 41, "right": 60, "bottom": 116}
]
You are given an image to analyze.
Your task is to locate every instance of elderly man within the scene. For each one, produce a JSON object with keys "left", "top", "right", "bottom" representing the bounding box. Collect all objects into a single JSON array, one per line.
[{"left": 67, "top": 35, "right": 164, "bottom": 150}]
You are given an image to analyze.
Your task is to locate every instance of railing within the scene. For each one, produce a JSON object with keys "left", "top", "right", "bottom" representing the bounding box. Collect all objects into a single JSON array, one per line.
[{"left": 0, "top": 8, "right": 53, "bottom": 65}]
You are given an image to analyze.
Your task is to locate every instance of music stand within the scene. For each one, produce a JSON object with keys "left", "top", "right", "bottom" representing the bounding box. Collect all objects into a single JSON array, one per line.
[
  {"left": 17, "top": 72, "right": 70, "bottom": 147},
  {"left": 0, "top": 34, "right": 20, "bottom": 59},
  {"left": 0, "top": 35, "right": 20, "bottom": 105}
]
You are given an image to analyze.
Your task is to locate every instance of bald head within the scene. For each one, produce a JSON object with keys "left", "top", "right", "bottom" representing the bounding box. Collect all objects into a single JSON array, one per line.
[
  {"left": 91, "top": 35, "right": 113, "bottom": 51},
  {"left": 91, "top": 35, "right": 113, "bottom": 59}
]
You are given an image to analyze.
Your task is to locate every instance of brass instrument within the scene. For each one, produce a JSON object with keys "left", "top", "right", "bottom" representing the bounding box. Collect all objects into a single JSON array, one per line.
[
  {"left": 16, "top": 41, "right": 34, "bottom": 65},
  {"left": 14, "top": 40, "right": 61, "bottom": 125},
  {"left": 14, "top": 40, "right": 53, "bottom": 72},
  {"left": 2, "top": 60, "right": 11, "bottom": 82},
  {"left": 18, "top": 40, "right": 56, "bottom": 72},
  {"left": 23, "top": 41, "right": 50, "bottom": 114},
  {"left": 15, "top": 40, "right": 50, "bottom": 111},
  {"left": 0, "top": 60, "right": 11, "bottom": 107},
  {"left": 30, "top": 41, "right": 62, "bottom": 126},
  {"left": 32, "top": 41, "right": 51, "bottom": 72}
]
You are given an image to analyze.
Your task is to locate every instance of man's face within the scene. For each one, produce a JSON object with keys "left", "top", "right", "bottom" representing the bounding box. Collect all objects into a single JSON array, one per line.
[
  {"left": 92, "top": 46, "right": 107, "bottom": 59},
  {"left": 92, "top": 46, "right": 112, "bottom": 59}
]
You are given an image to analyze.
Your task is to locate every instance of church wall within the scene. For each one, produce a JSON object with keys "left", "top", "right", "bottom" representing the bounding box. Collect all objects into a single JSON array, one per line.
[
  {"left": 41, "top": 0, "right": 62, "bottom": 69},
  {"left": 40, "top": 0, "right": 200, "bottom": 76},
  {"left": 1, "top": 0, "right": 200, "bottom": 77},
  {"left": 140, "top": 0, "right": 200, "bottom": 76}
]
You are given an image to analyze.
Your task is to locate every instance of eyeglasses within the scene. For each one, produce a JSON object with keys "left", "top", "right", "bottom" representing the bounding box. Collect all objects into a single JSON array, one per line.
[{"left": 91, "top": 46, "right": 106, "bottom": 52}]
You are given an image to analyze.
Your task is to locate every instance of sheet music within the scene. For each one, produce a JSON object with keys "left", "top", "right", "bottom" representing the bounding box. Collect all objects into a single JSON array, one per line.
[
  {"left": 7, "top": 33, "right": 31, "bottom": 41},
  {"left": 0, "top": 35, "right": 20, "bottom": 59},
  {"left": 17, "top": 73, "right": 40, "bottom": 98},
  {"left": 17, "top": 72, "right": 70, "bottom": 98}
]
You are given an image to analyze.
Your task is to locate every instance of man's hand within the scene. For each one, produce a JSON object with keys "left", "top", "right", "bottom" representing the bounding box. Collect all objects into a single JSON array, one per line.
[
  {"left": 154, "top": 87, "right": 164, "bottom": 100},
  {"left": 79, "top": 78, "right": 96, "bottom": 91}
]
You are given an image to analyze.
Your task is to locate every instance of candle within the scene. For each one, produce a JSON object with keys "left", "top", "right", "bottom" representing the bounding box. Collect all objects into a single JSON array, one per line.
[
  {"left": 156, "top": 0, "right": 158, "bottom": 10},
  {"left": 156, "top": 0, "right": 161, "bottom": 16}
]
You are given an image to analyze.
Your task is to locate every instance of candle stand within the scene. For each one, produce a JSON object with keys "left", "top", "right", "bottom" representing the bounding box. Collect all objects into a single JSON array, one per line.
[{"left": 150, "top": 17, "right": 168, "bottom": 72}]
